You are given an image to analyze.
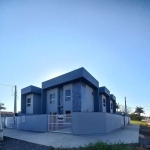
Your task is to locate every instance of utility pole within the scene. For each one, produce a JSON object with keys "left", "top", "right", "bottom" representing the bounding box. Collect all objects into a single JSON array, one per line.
[
  {"left": 125, "top": 97, "right": 127, "bottom": 116},
  {"left": 14, "top": 85, "right": 17, "bottom": 115},
  {"left": 13, "top": 86, "right": 17, "bottom": 126}
]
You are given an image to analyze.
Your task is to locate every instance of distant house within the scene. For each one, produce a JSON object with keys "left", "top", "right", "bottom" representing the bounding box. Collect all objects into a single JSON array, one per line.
[
  {"left": 1, "top": 111, "right": 13, "bottom": 117},
  {"left": 21, "top": 67, "right": 116, "bottom": 115}
]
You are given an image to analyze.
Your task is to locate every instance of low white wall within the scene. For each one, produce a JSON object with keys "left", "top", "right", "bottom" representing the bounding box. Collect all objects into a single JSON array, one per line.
[{"left": 72, "top": 112, "right": 124, "bottom": 135}]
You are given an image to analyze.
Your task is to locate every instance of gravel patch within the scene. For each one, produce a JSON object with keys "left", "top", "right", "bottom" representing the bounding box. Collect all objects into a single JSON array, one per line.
[
  {"left": 139, "top": 125, "right": 150, "bottom": 146},
  {"left": 0, "top": 137, "right": 50, "bottom": 150}
]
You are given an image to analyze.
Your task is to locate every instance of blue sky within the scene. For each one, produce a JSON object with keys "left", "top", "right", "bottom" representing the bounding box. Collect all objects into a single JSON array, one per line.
[{"left": 0, "top": 0, "right": 150, "bottom": 115}]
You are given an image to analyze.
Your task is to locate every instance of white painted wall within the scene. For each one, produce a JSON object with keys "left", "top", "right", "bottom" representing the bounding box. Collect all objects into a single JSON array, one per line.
[
  {"left": 110, "top": 100, "right": 113, "bottom": 113},
  {"left": 102, "top": 94, "right": 106, "bottom": 112},
  {"left": 85, "top": 85, "right": 94, "bottom": 112},
  {"left": 26, "top": 94, "right": 33, "bottom": 114},
  {"left": 63, "top": 84, "right": 72, "bottom": 114},
  {"left": 47, "top": 88, "right": 58, "bottom": 114}
]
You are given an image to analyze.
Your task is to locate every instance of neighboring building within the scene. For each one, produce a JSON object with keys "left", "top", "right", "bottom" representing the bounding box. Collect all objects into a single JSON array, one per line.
[
  {"left": 21, "top": 67, "right": 116, "bottom": 115},
  {"left": 1, "top": 111, "right": 13, "bottom": 117}
]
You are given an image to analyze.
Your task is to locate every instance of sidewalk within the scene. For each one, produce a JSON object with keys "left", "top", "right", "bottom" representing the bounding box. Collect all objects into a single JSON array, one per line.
[{"left": 3, "top": 124, "right": 139, "bottom": 148}]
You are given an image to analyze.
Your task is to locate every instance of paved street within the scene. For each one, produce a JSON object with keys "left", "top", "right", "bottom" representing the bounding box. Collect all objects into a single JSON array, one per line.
[{"left": 3, "top": 124, "right": 139, "bottom": 148}]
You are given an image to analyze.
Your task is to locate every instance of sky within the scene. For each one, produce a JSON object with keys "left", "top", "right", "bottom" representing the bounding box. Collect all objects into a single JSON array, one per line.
[{"left": 0, "top": 0, "right": 150, "bottom": 115}]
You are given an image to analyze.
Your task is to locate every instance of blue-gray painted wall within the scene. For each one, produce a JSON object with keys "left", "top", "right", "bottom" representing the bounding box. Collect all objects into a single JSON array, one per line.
[
  {"left": 72, "top": 112, "right": 124, "bottom": 135},
  {"left": 17, "top": 115, "right": 47, "bottom": 132}
]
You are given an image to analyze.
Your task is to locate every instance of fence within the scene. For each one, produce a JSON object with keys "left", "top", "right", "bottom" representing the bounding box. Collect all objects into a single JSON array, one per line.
[
  {"left": 5, "top": 117, "right": 14, "bottom": 128},
  {"left": 48, "top": 114, "right": 72, "bottom": 133}
]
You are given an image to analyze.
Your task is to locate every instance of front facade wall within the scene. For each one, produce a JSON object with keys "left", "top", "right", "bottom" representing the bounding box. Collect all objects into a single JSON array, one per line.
[
  {"left": 110, "top": 100, "right": 113, "bottom": 113},
  {"left": 102, "top": 94, "right": 107, "bottom": 112},
  {"left": 26, "top": 94, "right": 33, "bottom": 114},
  {"left": 47, "top": 88, "right": 58, "bottom": 114},
  {"left": 63, "top": 84, "right": 73, "bottom": 114},
  {"left": 33, "top": 94, "right": 41, "bottom": 114},
  {"left": 72, "top": 82, "right": 82, "bottom": 112},
  {"left": 85, "top": 85, "right": 94, "bottom": 112}
]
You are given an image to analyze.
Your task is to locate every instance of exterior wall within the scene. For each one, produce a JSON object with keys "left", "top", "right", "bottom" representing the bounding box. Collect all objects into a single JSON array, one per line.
[
  {"left": 85, "top": 85, "right": 94, "bottom": 112},
  {"left": 26, "top": 94, "right": 33, "bottom": 114},
  {"left": 17, "top": 115, "right": 47, "bottom": 132},
  {"left": 21, "top": 95, "right": 26, "bottom": 114},
  {"left": 2, "top": 117, "right": 5, "bottom": 128},
  {"left": 33, "top": 94, "right": 41, "bottom": 114},
  {"left": 110, "top": 100, "right": 113, "bottom": 113},
  {"left": 72, "top": 82, "right": 82, "bottom": 112},
  {"left": 47, "top": 88, "right": 58, "bottom": 114},
  {"left": 81, "top": 83, "right": 86, "bottom": 112},
  {"left": 72, "top": 112, "right": 124, "bottom": 135},
  {"left": 102, "top": 94, "right": 106, "bottom": 112},
  {"left": 105, "top": 113, "right": 124, "bottom": 132},
  {"left": 63, "top": 84, "right": 73, "bottom": 114}
]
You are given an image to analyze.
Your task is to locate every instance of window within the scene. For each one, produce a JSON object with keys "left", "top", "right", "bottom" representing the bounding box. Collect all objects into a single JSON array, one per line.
[
  {"left": 50, "top": 93, "right": 55, "bottom": 104},
  {"left": 65, "top": 89, "right": 71, "bottom": 101},
  {"left": 27, "top": 98, "right": 31, "bottom": 107},
  {"left": 111, "top": 103, "right": 113, "bottom": 109},
  {"left": 103, "top": 99, "right": 106, "bottom": 107}
]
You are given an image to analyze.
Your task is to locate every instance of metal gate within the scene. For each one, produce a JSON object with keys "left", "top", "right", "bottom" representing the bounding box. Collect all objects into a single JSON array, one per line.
[
  {"left": 48, "top": 114, "right": 72, "bottom": 133},
  {"left": 5, "top": 117, "right": 14, "bottom": 128},
  {"left": 16, "top": 117, "right": 21, "bottom": 129}
]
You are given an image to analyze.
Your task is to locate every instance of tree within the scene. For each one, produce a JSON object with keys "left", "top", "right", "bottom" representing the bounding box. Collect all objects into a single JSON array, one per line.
[
  {"left": 116, "top": 103, "right": 121, "bottom": 112},
  {"left": 120, "top": 105, "right": 133, "bottom": 114},
  {"left": 135, "top": 106, "right": 145, "bottom": 116}
]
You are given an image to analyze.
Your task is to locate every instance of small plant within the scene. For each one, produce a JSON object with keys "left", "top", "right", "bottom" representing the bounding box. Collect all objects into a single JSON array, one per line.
[{"left": 50, "top": 141, "right": 134, "bottom": 150}]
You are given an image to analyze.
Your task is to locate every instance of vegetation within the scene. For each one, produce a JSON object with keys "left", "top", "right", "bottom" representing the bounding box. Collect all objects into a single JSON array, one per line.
[
  {"left": 130, "top": 120, "right": 147, "bottom": 126},
  {"left": 129, "top": 113, "right": 143, "bottom": 121},
  {"left": 50, "top": 141, "right": 134, "bottom": 150},
  {"left": 116, "top": 103, "right": 121, "bottom": 112},
  {"left": 134, "top": 107, "right": 145, "bottom": 116},
  {"left": 0, "top": 103, "right": 6, "bottom": 110}
]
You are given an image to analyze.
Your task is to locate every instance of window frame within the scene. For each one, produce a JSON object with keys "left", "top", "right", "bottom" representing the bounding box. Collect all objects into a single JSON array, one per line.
[
  {"left": 27, "top": 98, "right": 31, "bottom": 107},
  {"left": 50, "top": 93, "right": 55, "bottom": 104},
  {"left": 103, "top": 99, "right": 106, "bottom": 107},
  {"left": 65, "top": 89, "right": 71, "bottom": 101}
]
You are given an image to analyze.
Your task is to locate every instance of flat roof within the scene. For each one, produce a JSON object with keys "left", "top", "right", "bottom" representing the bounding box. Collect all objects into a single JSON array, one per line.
[
  {"left": 21, "top": 85, "right": 41, "bottom": 95},
  {"left": 42, "top": 67, "right": 99, "bottom": 90},
  {"left": 99, "top": 86, "right": 110, "bottom": 96},
  {"left": 110, "top": 94, "right": 116, "bottom": 101}
]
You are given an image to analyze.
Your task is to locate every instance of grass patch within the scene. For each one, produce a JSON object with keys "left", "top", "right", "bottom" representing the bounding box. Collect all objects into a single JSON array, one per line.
[
  {"left": 130, "top": 120, "right": 147, "bottom": 126},
  {"left": 50, "top": 141, "right": 135, "bottom": 150}
]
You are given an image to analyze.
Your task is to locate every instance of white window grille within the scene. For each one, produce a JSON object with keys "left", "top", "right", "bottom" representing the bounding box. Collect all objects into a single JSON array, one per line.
[
  {"left": 27, "top": 98, "right": 31, "bottom": 107},
  {"left": 65, "top": 89, "right": 71, "bottom": 101},
  {"left": 50, "top": 93, "right": 55, "bottom": 104}
]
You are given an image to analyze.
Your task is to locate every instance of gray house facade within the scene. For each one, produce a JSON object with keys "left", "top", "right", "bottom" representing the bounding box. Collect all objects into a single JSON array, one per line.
[{"left": 21, "top": 67, "right": 116, "bottom": 115}]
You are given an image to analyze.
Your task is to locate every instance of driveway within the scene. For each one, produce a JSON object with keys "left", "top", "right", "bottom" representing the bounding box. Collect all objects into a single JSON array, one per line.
[{"left": 3, "top": 124, "right": 139, "bottom": 148}]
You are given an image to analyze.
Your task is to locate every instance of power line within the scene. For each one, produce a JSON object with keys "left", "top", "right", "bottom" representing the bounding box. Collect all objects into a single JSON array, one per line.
[{"left": 0, "top": 84, "right": 14, "bottom": 87}]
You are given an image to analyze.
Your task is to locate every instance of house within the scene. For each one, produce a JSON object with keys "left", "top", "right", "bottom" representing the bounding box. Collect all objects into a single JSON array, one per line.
[{"left": 21, "top": 67, "right": 116, "bottom": 115}]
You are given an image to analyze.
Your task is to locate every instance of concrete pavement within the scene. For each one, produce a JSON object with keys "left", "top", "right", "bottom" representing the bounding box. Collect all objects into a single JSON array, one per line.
[{"left": 3, "top": 124, "right": 139, "bottom": 148}]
